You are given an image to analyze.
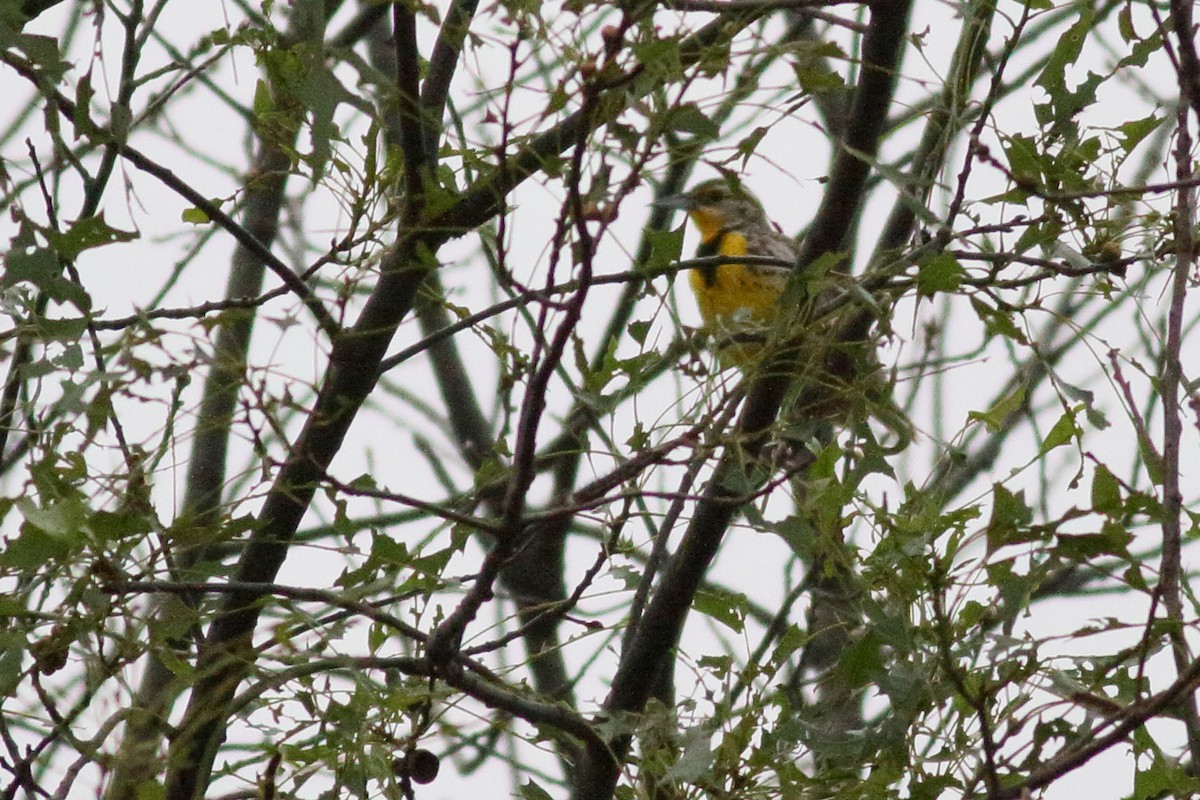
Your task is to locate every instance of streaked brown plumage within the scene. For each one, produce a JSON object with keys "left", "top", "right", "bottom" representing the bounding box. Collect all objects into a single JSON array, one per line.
[{"left": 655, "top": 177, "right": 912, "bottom": 447}]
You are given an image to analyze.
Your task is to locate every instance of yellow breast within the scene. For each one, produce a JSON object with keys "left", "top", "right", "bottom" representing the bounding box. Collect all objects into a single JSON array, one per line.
[
  {"left": 688, "top": 262, "right": 783, "bottom": 326},
  {"left": 687, "top": 228, "right": 787, "bottom": 367}
]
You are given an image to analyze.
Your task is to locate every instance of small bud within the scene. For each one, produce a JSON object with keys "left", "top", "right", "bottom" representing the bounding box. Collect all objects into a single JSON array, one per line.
[
  {"left": 580, "top": 202, "right": 616, "bottom": 223},
  {"left": 393, "top": 749, "right": 440, "bottom": 785},
  {"left": 30, "top": 627, "right": 70, "bottom": 675},
  {"left": 1095, "top": 240, "right": 1122, "bottom": 264}
]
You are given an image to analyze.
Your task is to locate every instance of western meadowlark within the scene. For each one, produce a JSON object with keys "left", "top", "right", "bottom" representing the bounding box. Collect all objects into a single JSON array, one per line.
[
  {"left": 654, "top": 176, "right": 910, "bottom": 446},
  {"left": 656, "top": 178, "right": 900, "bottom": 750},
  {"left": 653, "top": 177, "right": 801, "bottom": 367}
]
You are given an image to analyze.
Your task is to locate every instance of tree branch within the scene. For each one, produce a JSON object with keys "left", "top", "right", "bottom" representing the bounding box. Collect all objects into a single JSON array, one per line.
[
  {"left": 160, "top": 11, "right": 776, "bottom": 798},
  {"left": 569, "top": 3, "right": 912, "bottom": 798}
]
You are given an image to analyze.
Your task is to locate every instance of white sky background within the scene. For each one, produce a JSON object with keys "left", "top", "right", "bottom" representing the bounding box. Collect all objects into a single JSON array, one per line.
[{"left": 2, "top": 0, "right": 1198, "bottom": 797}]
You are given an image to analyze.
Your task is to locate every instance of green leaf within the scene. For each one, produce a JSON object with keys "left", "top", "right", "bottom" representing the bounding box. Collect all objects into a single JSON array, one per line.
[
  {"left": 1001, "top": 133, "right": 1042, "bottom": 188},
  {"left": 369, "top": 532, "right": 410, "bottom": 566},
  {"left": 628, "top": 319, "right": 651, "bottom": 346},
  {"left": 806, "top": 439, "right": 842, "bottom": 480},
  {"left": 154, "top": 594, "right": 200, "bottom": 644},
  {"left": 985, "top": 484, "right": 1034, "bottom": 553},
  {"left": 958, "top": 600, "right": 988, "bottom": 628},
  {"left": 0, "top": 1, "right": 28, "bottom": 29},
  {"left": 181, "top": 207, "right": 211, "bottom": 224},
  {"left": 609, "top": 564, "right": 641, "bottom": 590},
  {"left": 0, "top": 526, "right": 73, "bottom": 568},
  {"left": 39, "top": 316, "right": 87, "bottom": 343},
  {"left": 1013, "top": 214, "right": 1063, "bottom": 256},
  {"left": 294, "top": 51, "right": 348, "bottom": 181},
  {"left": 472, "top": 456, "right": 505, "bottom": 491},
  {"left": 642, "top": 225, "right": 685, "bottom": 275},
  {"left": 1124, "top": 563, "right": 1148, "bottom": 591},
  {"left": 737, "top": 126, "right": 769, "bottom": 168},
  {"left": 1039, "top": 406, "right": 1082, "bottom": 455},
  {"left": 49, "top": 214, "right": 138, "bottom": 260},
  {"left": 0, "top": 30, "right": 71, "bottom": 82},
  {"left": 1117, "top": 4, "right": 1136, "bottom": 42},
  {"left": 90, "top": 510, "right": 151, "bottom": 542},
  {"left": 692, "top": 588, "right": 747, "bottom": 633},
  {"left": 1133, "top": 752, "right": 1200, "bottom": 799},
  {"left": 632, "top": 37, "right": 683, "bottom": 81},
  {"left": 697, "top": 653, "right": 732, "bottom": 672},
  {"left": 968, "top": 383, "right": 1026, "bottom": 431},
  {"left": 1034, "top": 71, "right": 1103, "bottom": 138},
  {"left": 73, "top": 70, "right": 96, "bottom": 139},
  {"left": 792, "top": 62, "right": 846, "bottom": 95},
  {"left": 52, "top": 342, "right": 83, "bottom": 371},
  {"left": 667, "top": 103, "right": 719, "bottom": 137},
  {"left": 916, "top": 253, "right": 964, "bottom": 297},
  {"left": 1060, "top": 378, "right": 1109, "bottom": 429},
  {"left": 909, "top": 773, "right": 962, "bottom": 800},
  {"left": 583, "top": 338, "right": 618, "bottom": 394},
  {"left": 773, "top": 624, "right": 807, "bottom": 664},
  {"left": 969, "top": 297, "right": 1029, "bottom": 345},
  {"left": 1137, "top": 429, "right": 1165, "bottom": 486},
  {"left": 367, "top": 621, "right": 388, "bottom": 654},
  {"left": 3, "top": 244, "right": 58, "bottom": 287},
  {"left": 0, "top": 632, "right": 26, "bottom": 696},
  {"left": 348, "top": 472, "right": 378, "bottom": 491},
  {"left": 408, "top": 544, "right": 457, "bottom": 577},
  {"left": 625, "top": 422, "right": 649, "bottom": 449},
  {"left": 253, "top": 77, "right": 273, "bottom": 117},
  {"left": 1117, "top": 113, "right": 1163, "bottom": 154},
  {"left": 1117, "top": 32, "right": 1162, "bottom": 69},
  {"left": 614, "top": 350, "right": 662, "bottom": 391},
  {"left": 516, "top": 780, "right": 554, "bottom": 800},
  {"left": 1035, "top": 9, "right": 1094, "bottom": 93},
  {"left": 1091, "top": 464, "right": 1121, "bottom": 515},
  {"left": 987, "top": 559, "right": 1038, "bottom": 623},
  {"left": 836, "top": 630, "right": 884, "bottom": 687},
  {"left": 152, "top": 642, "right": 194, "bottom": 681},
  {"left": 1054, "top": 521, "right": 1132, "bottom": 560},
  {"left": 18, "top": 496, "right": 87, "bottom": 538}
]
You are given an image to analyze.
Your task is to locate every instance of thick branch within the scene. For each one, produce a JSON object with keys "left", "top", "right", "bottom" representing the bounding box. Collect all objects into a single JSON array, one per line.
[
  {"left": 569, "top": 3, "right": 911, "bottom": 798},
  {"left": 1159, "top": 99, "right": 1200, "bottom": 764},
  {"left": 160, "top": 11, "right": 776, "bottom": 798},
  {"left": 421, "top": 0, "right": 481, "bottom": 163}
]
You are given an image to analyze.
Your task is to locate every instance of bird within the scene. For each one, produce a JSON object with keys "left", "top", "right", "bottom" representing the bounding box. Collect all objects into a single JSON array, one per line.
[
  {"left": 653, "top": 176, "right": 911, "bottom": 448},
  {"left": 655, "top": 178, "right": 917, "bottom": 751},
  {"left": 653, "top": 177, "right": 801, "bottom": 367}
]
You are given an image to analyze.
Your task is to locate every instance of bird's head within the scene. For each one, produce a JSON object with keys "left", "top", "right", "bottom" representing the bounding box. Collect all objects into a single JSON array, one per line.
[{"left": 652, "top": 177, "right": 770, "bottom": 243}]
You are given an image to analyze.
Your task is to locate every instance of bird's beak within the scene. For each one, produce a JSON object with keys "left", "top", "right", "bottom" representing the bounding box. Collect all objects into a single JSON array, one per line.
[{"left": 650, "top": 193, "right": 694, "bottom": 212}]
